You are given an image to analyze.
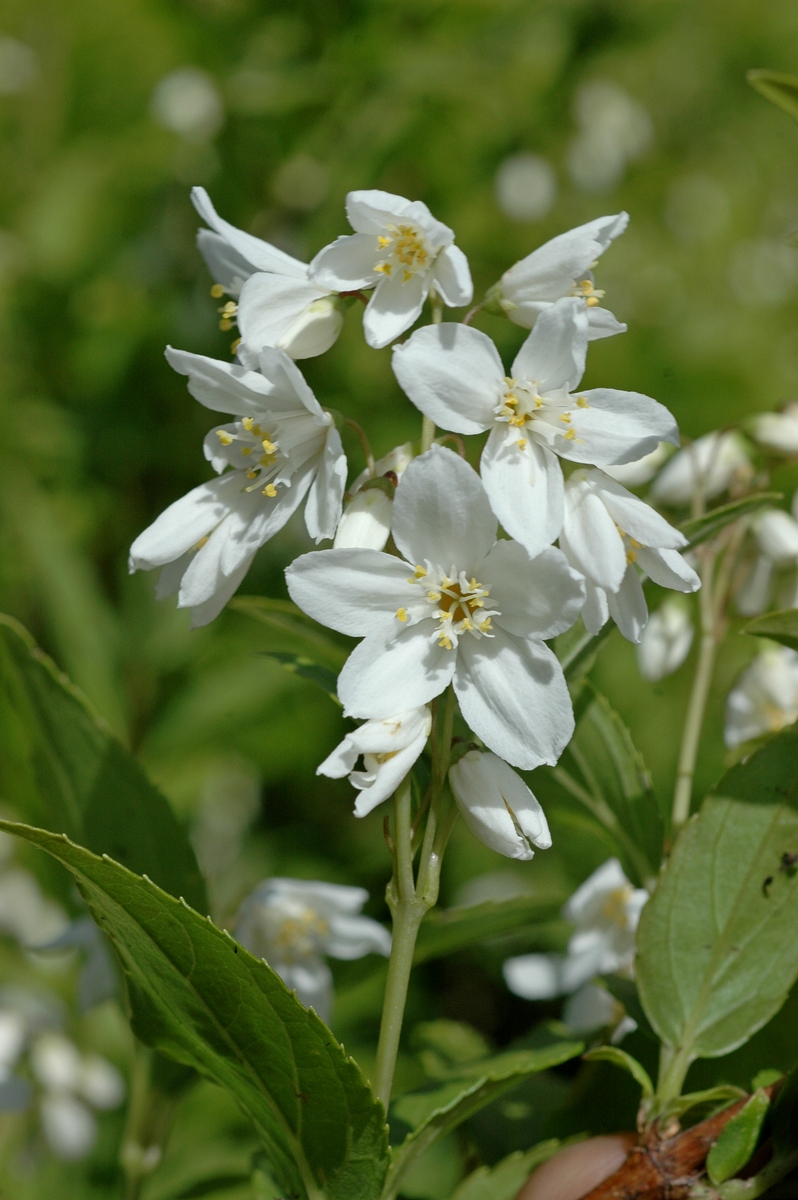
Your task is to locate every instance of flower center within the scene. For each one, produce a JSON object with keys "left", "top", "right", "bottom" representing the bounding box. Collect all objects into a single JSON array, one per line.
[
  {"left": 267, "top": 905, "right": 330, "bottom": 962},
  {"left": 374, "top": 224, "right": 432, "bottom": 282},
  {"left": 396, "top": 564, "right": 500, "bottom": 651},
  {"left": 570, "top": 277, "right": 605, "bottom": 308},
  {"left": 614, "top": 524, "right": 645, "bottom": 564},
  {"left": 601, "top": 885, "right": 634, "bottom": 928},
  {"left": 215, "top": 416, "right": 286, "bottom": 498},
  {"left": 494, "top": 377, "right": 588, "bottom": 451}
]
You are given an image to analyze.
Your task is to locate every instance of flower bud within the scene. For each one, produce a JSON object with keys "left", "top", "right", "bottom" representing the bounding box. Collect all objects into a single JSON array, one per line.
[
  {"left": 753, "top": 508, "right": 798, "bottom": 563},
  {"left": 650, "top": 431, "right": 751, "bottom": 506},
  {"left": 636, "top": 597, "right": 694, "bottom": 681},
  {"left": 277, "top": 296, "right": 345, "bottom": 359},
  {"left": 752, "top": 402, "right": 798, "bottom": 455},
  {"left": 334, "top": 486, "right": 393, "bottom": 551},
  {"left": 449, "top": 750, "right": 551, "bottom": 861}
]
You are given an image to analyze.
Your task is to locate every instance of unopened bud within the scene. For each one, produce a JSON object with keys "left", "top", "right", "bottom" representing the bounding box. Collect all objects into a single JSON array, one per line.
[
  {"left": 277, "top": 296, "right": 345, "bottom": 359},
  {"left": 334, "top": 487, "right": 393, "bottom": 551},
  {"left": 650, "top": 431, "right": 751, "bottom": 506},
  {"left": 751, "top": 403, "right": 798, "bottom": 455},
  {"left": 636, "top": 597, "right": 694, "bottom": 681},
  {"left": 449, "top": 750, "right": 551, "bottom": 861}
]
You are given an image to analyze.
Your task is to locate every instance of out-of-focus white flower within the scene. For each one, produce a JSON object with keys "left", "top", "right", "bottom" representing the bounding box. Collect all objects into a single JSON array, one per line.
[
  {"left": 725, "top": 646, "right": 798, "bottom": 748},
  {"left": 309, "top": 189, "right": 473, "bottom": 349},
  {"left": 602, "top": 441, "right": 672, "bottom": 487},
  {"left": 235, "top": 879, "right": 391, "bottom": 1022},
  {"left": 736, "top": 508, "right": 798, "bottom": 617},
  {"left": 560, "top": 468, "right": 699, "bottom": 644},
  {"left": 728, "top": 239, "right": 798, "bottom": 308},
  {"left": 79, "top": 1056, "right": 126, "bottom": 1110},
  {"left": 494, "top": 154, "right": 557, "bottom": 222},
  {"left": 650, "top": 431, "right": 751, "bottom": 507},
  {"left": 129, "top": 347, "right": 346, "bottom": 626},
  {"left": 271, "top": 155, "right": 330, "bottom": 212},
  {"left": 449, "top": 750, "right": 551, "bottom": 861},
  {"left": 0, "top": 864, "right": 68, "bottom": 947},
  {"left": 637, "top": 598, "right": 694, "bottom": 681},
  {"left": 496, "top": 213, "right": 628, "bottom": 339},
  {"left": 41, "top": 1094, "right": 97, "bottom": 1160},
  {"left": 0, "top": 37, "right": 38, "bottom": 94},
  {"left": 151, "top": 69, "right": 224, "bottom": 141},
  {"left": 317, "top": 707, "right": 432, "bottom": 816},
  {"left": 287, "top": 446, "right": 585, "bottom": 770},
  {"left": 752, "top": 403, "right": 798, "bottom": 455},
  {"left": 393, "top": 302, "right": 677, "bottom": 559},
  {"left": 503, "top": 859, "right": 648, "bottom": 1000},
  {"left": 334, "top": 443, "right": 414, "bottom": 552},
  {"left": 563, "top": 982, "right": 637, "bottom": 1044},
  {"left": 29, "top": 1032, "right": 124, "bottom": 1160},
  {"left": 567, "top": 82, "right": 653, "bottom": 193}
]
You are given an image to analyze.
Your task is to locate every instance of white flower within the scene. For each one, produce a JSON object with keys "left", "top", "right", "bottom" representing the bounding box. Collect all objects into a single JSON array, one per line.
[
  {"left": 448, "top": 750, "right": 551, "bottom": 861},
  {"left": 650, "top": 430, "right": 751, "bottom": 506},
  {"left": 496, "top": 213, "right": 629, "bottom": 339},
  {"left": 129, "top": 346, "right": 346, "bottom": 627},
  {"left": 737, "top": 506, "right": 798, "bottom": 617},
  {"left": 317, "top": 707, "right": 432, "bottom": 816},
  {"left": 393, "top": 304, "right": 678, "bottom": 558},
  {"left": 637, "top": 597, "right": 694, "bottom": 681},
  {"left": 334, "top": 443, "right": 414, "bottom": 552},
  {"left": 503, "top": 859, "right": 648, "bottom": 1000},
  {"left": 235, "top": 878, "right": 391, "bottom": 1022},
  {"left": 602, "top": 441, "right": 672, "bottom": 487},
  {"left": 724, "top": 646, "right": 798, "bottom": 748},
  {"left": 309, "top": 189, "right": 473, "bottom": 349},
  {"left": 563, "top": 983, "right": 637, "bottom": 1043},
  {"left": 286, "top": 446, "right": 585, "bottom": 770},
  {"left": 752, "top": 402, "right": 798, "bottom": 455},
  {"left": 191, "top": 187, "right": 342, "bottom": 360},
  {"left": 30, "top": 1032, "right": 124, "bottom": 1160},
  {"left": 560, "top": 469, "right": 699, "bottom": 644}
]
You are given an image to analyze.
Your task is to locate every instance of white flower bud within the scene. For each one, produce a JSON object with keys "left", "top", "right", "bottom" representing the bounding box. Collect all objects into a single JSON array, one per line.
[
  {"left": 601, "top": 441, "right": 672, "bottom": 487},
  {"left": 333, "top": 486, "right": 393, "bottom": 551},
  {"left": 276, "top": 296, "right": 345, "bottom": 359},
  {"left": 30, "top": 1034, "right": 82, "bottom": 1093},
  {"left": 79, "top": 1056, "right": 125, "bottom": 1110},
  {"left": 754, "top": 508, "right": 798, "bottom": 563},
  {"left": 449, "top": 750, "right": 551, "bottom": 861},
  {"left": 650, "top": 431, "right": 751, "bottom": 506},
  {"left": 636, "top": 597, "right": 694, "bottom": 681},
  {"left": 752, "top": 403, "right": 798, "bottom": 454},
  {"left": 40, "top": 1094, "right": 97, "bottom": 1160}
]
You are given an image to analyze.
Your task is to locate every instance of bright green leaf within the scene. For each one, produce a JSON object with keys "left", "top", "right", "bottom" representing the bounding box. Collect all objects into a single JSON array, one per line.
[
  {"left": 679, "top": 493, "right": 782, "bottom": 549},
  {"left": 751, "top": 1069, "right": 783, "bottom": 1090},
  {"left": 707, "top": 1089, "right": 770, "bottom": 1186},
  {"left": 261, "top": 652, "right": 341, "bottom": 704},
  {"left": 741, "top": 608, "right": 798, "bottom": 653},
  {"left": 748, "top": 69, "right": 798, "bottom": 123},
  {"left": 583, "top": 1046, "right": 654, "bottom": 1098},
  {"left": 662, "top": 1084, "right": 746, "bottom": 1122},
  {"left": 0, "top": 615, "right": 206, "bottom": 912},
  {"left": 0, "top": 819, "right": 389, "bottom": 1200},
  {"left": 448, "top": 1141, "right": 563, "bottom": 1200},
  {"left": 413, "top": 894, "right": 566, "bottom": 965}
]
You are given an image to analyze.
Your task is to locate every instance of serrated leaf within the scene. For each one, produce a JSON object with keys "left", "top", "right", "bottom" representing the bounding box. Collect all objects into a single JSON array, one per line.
[
  {"left": 583, "top": 1046, "right": 653, "bottom": 1098},
  {"left": 413, "top": 894, "right": 566, "bottom": 965},
  {"left": 448, "top": 1141, "right": 563, "bottom": 1200},
  {"left": 741, "top": 608, "right": 798, "bottom": 652},
  {"left": 707, "top": 1089, "right": 770, "bottom": 1186},
  {"left": 680, "top": 493, "right": 782, "bottom": 548},
  {"left": 384, "top": 1040, "right": 582, "bottom": 1200},
  {"left": 748, "top": 69, "right": 798, "bottom": 123},
  {"left": 231, "top": 597, "right": 349, "bottom": 669},
  {"left": 637, "top": 730, "right": 798, "bottom": 1074},
  {"left": 261, "top": 652, "right": 341, "bottom": 704},
  {"left": 0, "top": 819, "right": 389, "bottom": 1200},
  {"left": 0, "top": 615, "right": 206, "bottom": 912}
]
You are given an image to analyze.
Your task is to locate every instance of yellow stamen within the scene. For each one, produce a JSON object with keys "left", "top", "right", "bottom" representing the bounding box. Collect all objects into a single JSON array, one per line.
[
  {"left": 261, "top": 438, "right": 276, "bottom": 455},
  {"left": 516, "top": 438, "right": 527, "bottom": 450},
  {"left": 216, "top": 430, "right": 233, "bottom": 445},
  {"left": 564, "top": 429, "right": 576, "bottom": 441},
  {"left": 396, "top": 607, "right": 408, "bottom": 622},
  {"left": 577, "top": 396, "right": 589, "bottom": 408},
  {"left": 195, "top": 535, "right": 209, "bottom": 549},
  {"left": 263, "top": 483, "right": 277, "bottom": 497},
  {"left": 210, "top": 283, "right": 225, "bottom": 298},
  {"left": 242, "top": 417, "right": 254, "bottom": 431},
  {"left": 241, "top": 446, "right": 252, "bottom": 456}
]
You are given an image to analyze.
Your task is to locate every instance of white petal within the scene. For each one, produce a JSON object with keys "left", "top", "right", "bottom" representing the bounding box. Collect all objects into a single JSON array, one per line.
[
  {"left": 237, "top": 273, "right": 332, "bottom": 353},
  {"left": 650, "top": 431, "right": 751, "bottom": 506},
  {"left": 325, "top": 914, "right": 392, "bottom": 959},
  {"left": 165, "top": 346, "right": 274, "bottom": 416},
  {"left": 636, "top": 547, "right": 700, "bottom": 593},
  {"left": 286, "top": 548, "right": 418, "bottom": 636},
  {"left": 392, "top": 324, "right": 500, "bottom": 435},
  {"left": 433, "top": 244, "right": 473, "bottom": 307},
  {"left": 334, "top": 489, "right": 393, "bottom": 552},
  {"left": 637, "top": 598, "right": 694, "bottom": 681},
  {"left": 755, "top": 509, "right": 798, "bottom": 562},
  {"left": 564, "top": 388, "right": 679, "bottom": 465},
  {"left": 350, "top": 721, "right": 430, "bottom": 816},
  {"left": 607, "top": 566, "right": 648, "bottom": 643},
  {"left": 581, "top": 580, "right": 609, "bottom": 634},
  {"left": 602, "top": 442, "right": 672, "bottom": 487},
  {"left": 561, "top": 478, "right": 627, "bottom": 592},
  {"left": 392, "top": 445, "right": 497, "bottom": 571},
  {"left": 129, "top": 476, "right": 240, "bottom": 569},
  {"left": 503, "top": 953, "right": 567, "bottom": 1000},
  {"left": 338, "top": 624, "right": 455, "bottom": 718},
  {"left": 564, "top": 858, "right": 628, "bottom": 923},
  {"left": 587, "top": 471, "right": 687, "bottom": 549},
  {"left": 345, "top": 190, "right": 453, "bottom": 245},
  {"left": 277, "top": 296, "right": 345, "bottom": 360},
  {"left": 586, "top": 306, "right": 627, "bottom": 340},
  {"left": 186, "top": 551, "right": 256, "bottom": 628},
  {"left": 450, "top": 750, "right": 551, "bottom": 860},
  {"left": 304, "top": 426, "right": 346, "bottom": 542},
  {"left": 191, "top": 187, "right": 308, "bottom": 278},
  {"left": 454, "top": 630, "right": 574, "bottom": 770},
  {"left": 362, "top": 270, "right": 427, "bottom": 349},
  {"left": 511, "top": 298, "right": 588, "bottom": 391},
  {"left": 256, "top": 347, "right": 324, "bottom": 417},
  {"left": 41, "top": 1094, "right": 97, "bottom": 1160},
  {"left": 316, "top": 737, "right": 360, "bottom": 779},
  {"left": 196, "top": 229, "right": 253, "bottom": 295},
  {"left": 309, "top": 233, "right": 378, "bottom": 290},
  {"left": 179, "top": 506, "right": 256, "bottom": 605},
  {"left": 502, "top": 213, "right": 629, "bottom": 301},
  {"left": 218, "top": 465, "right": 315, "bottom": 576},
  {"left": 484, "top": 541, "right": 584, "bottom": 639},
  {"left": 480, "top": 429, "right": 564, "bottom": 558},
  {"left": 736, "top": 556, "right": 774, "bottom": 617}
]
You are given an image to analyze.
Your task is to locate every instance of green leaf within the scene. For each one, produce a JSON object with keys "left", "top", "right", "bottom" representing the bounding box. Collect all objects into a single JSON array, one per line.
[
  {"left": 582, "top": 1046, "right": 654, "bottom": 1099},
  {"left": 556, "top": 620, "right": 613, "bottom": 681},
  {"left": 707, "top": 1089, "right": 770, "bottom": 1186},
  {"left": 412, "top": 1020, "right": 490, "bottom": 1079},
  {"left": 413, "top": 894, "right": 566, "bottom": 965},
  {"left": 748, "top": 69, "right": 798, "bottom": 123},
  {"left": 752, "top": 1068, "right": 783, "bottom": 1090},
  {"left": 261, "top": 652, "right": 341, "bottom": 705},
  {"left": 448, "top": 1141, "right": 563, "bottom": 1200},
  {"left": 385, "top": 1040, "right": 583, "bottom": 1200},
  {"left": 741, "top": 608, "right": 798, "bottom": 653},
  {"left": 0, "top": 615, "right": 206, "bottom": 912},
  {"left": 0, "top": 819, "right": 389, "bottom": 1200},
  {"left": 231, "top": 597, "right": 349, "bottom": 668},
  {"left": 679, "top": 493, "right": 782, "bottom": 549},
  {"left": 637, "top": 733, "right": 798, "bottom": 1076}
]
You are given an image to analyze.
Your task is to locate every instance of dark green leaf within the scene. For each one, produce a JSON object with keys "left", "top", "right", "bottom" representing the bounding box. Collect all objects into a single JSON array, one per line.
[
  {"left": 772, "top": 1061, "right": 798, "bottom": 1156},
  {"left": 0, "top": 819, "right": 389, "bottom": 1200},
  {"left": 707, "top": 1089, "right": 770, "bottom": 1186},
  {"left": 0, "top": 615, "right": 206, "bottom": 912},
  {"left": 413, "top": 894, "right": 566, "bottom": 965},
  {"left": 741, "top": 609, "right": 798, "bottom": 653},
  {"left": 449, "top": 1141, "right": 563, "bottom": 1200},
  {"left": 582, "top": 1046, "right": 653, "bottom": 1098},
  {"left": 231, "top": 597, "right": 349, "bottom": 669},
  {"left": 261, "top": 652, "right": 341, "bottom": 705},
  {"left": 748, "top": 69, "right": 798, "bottom": 123},
  {"left": 680, "top": 493, "right": 782, "bottom": 549}
]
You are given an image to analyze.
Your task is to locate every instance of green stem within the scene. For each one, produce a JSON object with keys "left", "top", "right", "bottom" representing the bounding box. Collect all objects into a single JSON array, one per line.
[{"left": 420, "top": 291, "right": 444, "bottom": 453}]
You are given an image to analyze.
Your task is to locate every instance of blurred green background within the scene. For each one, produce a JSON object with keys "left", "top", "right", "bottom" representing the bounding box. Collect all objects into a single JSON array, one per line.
[{"left": 2, "top": 0, "right": 798, "bottom": 1194}]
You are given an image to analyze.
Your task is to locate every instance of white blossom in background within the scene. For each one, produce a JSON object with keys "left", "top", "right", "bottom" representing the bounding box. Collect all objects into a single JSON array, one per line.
[
  {"left": 563, "top": 983, "right": 638, "bottom": 1044},
  {"left": 752, "top": 402, "right": 798, "bottom": 455},
  {"left": 309, "top": 189, "right": 473, "bottom": 349},
  {"left": 31, "top": 1033, "right": 125, "bottom": 1160},
  {"left": 393, "top": 300, "right": 678, "bottom": 558},
  {"left": 637, "top": 598, "right": 694, "bottom": 681},
  {"left": 650, "top": 430, "right": 751, "bottom": 507},
  {"left": 151, "top": 69, "right": 224, "bottom": 141},
  {"left": 191, "top": 188, "right": 343, "bottom": 360},
  {"left": 235, "top": 879, "right": 391, "bottom": 1022},
  {"left": 503, "top": 858, "right": 648, "bottom": 1000},
  {"left": 602, "top": 441, "right": 672, "bottom": 488},
  {"left": 287, "top": 446, "right": 585, "bottom": 770},
  {"left": 494, "top": 154, "right": 557, "bottom": 222},
  {"left": 495, "top": 214, "right": 628, "bottom": 339},
  {"left": 318, "top": 707, "right": 432, "bottom": 816},
  {"left": 737, "top": 505, "right": 798, "bottom": 617},
  {"left": 449, "top": 750, "right": 551, "bottom": 861},
  {"left": 334, "top": 443, "right": 415, "bottom": 552},
  {"left": 724, "top": 646, "right": 798, "bottom": 748},
  {"left": 0, "top": 833, "right": 68, "bottom": 947},
  {"left": 129, "top": 347, "right": 346, "bottom": 626},
  {"left": 559, "top": 469, "right": 699, "bottom": 644},
  {"left": 567, "top": 82, "right": 653, "bottom": 193}
]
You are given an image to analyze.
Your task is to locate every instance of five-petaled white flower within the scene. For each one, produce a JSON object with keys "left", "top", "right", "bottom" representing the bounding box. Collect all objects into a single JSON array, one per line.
[
  {"left": 286, "top": 446, "right": 585, "bottom": 770},
  {"left": 393, "top": 299, "right": 678, "bottom": 558},
  {"left": 235, "top": 878, "right": 391, "bottom": 1022},
  {"left": 560, "top": 468, "right": 700, "bottom": 644},
  {"left": 636, "top": 597, "right": 694, "bottom": 682},
  {"left": 192, "top": 187, "right": 343, "bottom": 360},
  {"left": 495, "top": 213, "right": 628, "bottom": 340},
  {"left": 317, "top": 707, "right": 432, "bottom": 816},
  {"left": 724, "top": 645, "right": 798, "bottom": 748},
  {"left": 129, "top": 346, "right": 346, "bottom": 626},
  {"left": 309, "top": 190, "right": 473, "bottom": 349},
  {"left": 449, "top": 750, "right": 551, "bottom": 861}
]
